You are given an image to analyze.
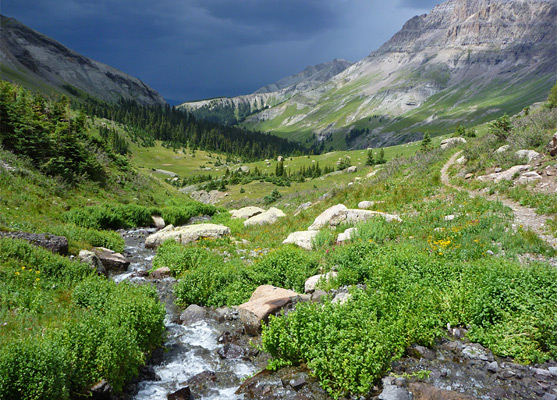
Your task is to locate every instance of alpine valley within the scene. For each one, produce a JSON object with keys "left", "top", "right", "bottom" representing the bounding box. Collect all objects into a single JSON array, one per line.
[
  {"left": 179, "top": 0, "right": 556, "bottom": 149},
  {"left": 1, "top": 0, "right": 557, "bottom": 400}
]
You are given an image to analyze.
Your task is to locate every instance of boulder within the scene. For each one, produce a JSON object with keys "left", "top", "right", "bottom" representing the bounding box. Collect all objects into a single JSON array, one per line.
[
  {"left": 440, "top": 137, "right": 466, "bottom": 150},
  {"left": 151, "top": 215, "right": 165, "bottom": 229},
  {"left": 277, "top": 156, "right": 284, "bottom": 162},
  {"left": 92, "top": 247, "right": 129, "bottom": 271},
  {"left": 229, "top": 206, "right": 265, "bottom": 220},
  {"left": 346, "top": 166, "right": 357, "bottom": 173},
  {"left": 329, "top": 209, "right": 402, "bottom": 226},
  {"left": 358, "top": 200, "right": 384, "bottom": 209},
  {"left": 150, "top": 267, "right": 171, "bottom": 279},
  {"left": 477, "top": 165, "right": 530, "bottom": 183},
  {"left": 244, "top": 207, "right": 285, "bottom": 227},
  {"left": 548, "top": 132, "right": 557, "bottom": 156},
  {"left": 282, "top": 230, "right": 319, "bottom": 251},
  {"left": 337, "top": 227, "right": 357, "bottom": 243},
  {"left": 495, "top": 144, "right": 510, "bottom": 154},
  {"left": 331, "top": 292, "right": 351, "bottom": 305},
  {"left": 236, "top": 165, "right": 250, "bottom": 174},
  {"left": 308, "top": 204, "right": 348, "bottom": 230},
  {"left": 0, "top": 231, "right": 68, "bottom": 255},
  {"left": 180, "top": 304, "right": 207, "bottom": 325},
  {"left": 455, "top": 156, "right": 467, "bottom": 165},
  {"left": 237, "top": 285, "right": 298, "bottom": 335},
  {"left": 145, "top": 224, "right": 231, "bottom": 248},
  {"left": 516, "top": 171, "right": 542, "bottom": 185},
  {"left": 515, "top": 149, "right": 540, "bottom": 163},
  {"left": 167, "top": 386, "right": 192, "bottom": 400},
  {"left": 304, "top": 272, "right": 338, "bottom": 293},
  {"left": 78, "top": 250, "right": 107, "bottom": 276}
]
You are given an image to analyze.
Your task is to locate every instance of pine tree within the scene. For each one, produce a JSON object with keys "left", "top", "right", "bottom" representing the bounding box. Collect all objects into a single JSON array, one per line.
[
  {"left": 366, "top": 149, "right": 375, "bottom": 166},
  {"left": 420, "top": 133, "right": 431, "bottom": 152}
]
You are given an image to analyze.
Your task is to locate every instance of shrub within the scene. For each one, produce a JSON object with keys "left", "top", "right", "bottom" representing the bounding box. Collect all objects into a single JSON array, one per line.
[
  {"left": 64, "top": 202, "right": 216, "bottom": 230},
  {"left": 0, "top": 338, "right": 69, "bottom": 400},
  {"left": 251, "top": 246, "right": 319, "bottom": 293}
]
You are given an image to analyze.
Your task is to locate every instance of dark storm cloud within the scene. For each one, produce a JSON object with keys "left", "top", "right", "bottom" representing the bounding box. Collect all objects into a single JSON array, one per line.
[
  {"left": 399, "top": 0, "right": 442, "bottom": 9},
  {"left": 1, "top": 0, "right": 439, "bottom": 102}
]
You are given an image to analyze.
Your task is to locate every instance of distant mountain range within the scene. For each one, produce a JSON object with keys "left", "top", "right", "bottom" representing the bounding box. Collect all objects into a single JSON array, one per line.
[
  {"left": 176, "top": 59, "right": 353, "bottom": 126},
  {"left": 0, "top": 15, "right": 165, "bottom": 106},
  {"left": 179, "top": 0, "right": 557, "bottom": 149}
]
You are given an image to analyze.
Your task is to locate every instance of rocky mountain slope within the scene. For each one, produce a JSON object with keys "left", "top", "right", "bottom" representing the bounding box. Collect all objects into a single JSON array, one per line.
[
  {"left": 0, "top": 15, "right": 166, "bottom": 106},
  {"left": 182, "top": 0, "right": 557, "bottom": 149},
  {"left": 177, "top": 59, "right": 352, "bottom": 125}
]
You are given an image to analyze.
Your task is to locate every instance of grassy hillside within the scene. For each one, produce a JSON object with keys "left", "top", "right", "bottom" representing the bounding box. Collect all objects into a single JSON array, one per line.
[{"left": 1, "top": 78, "right": 556, "bottom": 399}]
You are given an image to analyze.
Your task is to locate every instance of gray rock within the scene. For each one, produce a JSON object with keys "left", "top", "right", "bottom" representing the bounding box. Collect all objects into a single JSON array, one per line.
[
  {"left": 145, "top": 223, "right": 231, "bottom": 248},
  {"left": 329, "top": 209, "right": 402, "bottom": 226},
  {"left": 229, "top": 206, "right": 265, "bottom": 220},
  {"left": 78, "top": 250, "right": 107, "bottom": 276},
  {"left": 477, "top": 165, "right": 530, "bottom": 183},
  {"left": 282, "top": 230, "right": 319, "bottom": 250},
  {"left": 180, "top": 304, "right": 208, "bottom": 325},
  {"left": 440, "top": 137, "right": 466, "bottom": 149},
  {"left": 548, "top": 366, "right": 557, "bottom": 376},
  {"left": 217, "top": 343, "right": 244, "bottom": 360},
  {"left": 516, "top": 171, "right": 542, "bottom": 185},
  {"left": 167, "top": 386, "right": 192, "bottom": 400},
  {"left": 331, "top": 292, "right": 351, "bottom": 305},
  {"left": 151, "top": 215, "right": 165, "bottom": 229},
  {"left": 308, "top": 204, "right": 348, "bottom": 230},
  {"left": 244, "top": 207, "right": 286, "bottom": 227},
  {"left": 0, "top": 231, "right": 68, "bottom": 255},
  {"left": 487, "top": 361, "right": 499, "bottom": 373},
  {"left": 290, "top": 377, "right": 307, "bottom": 390},
  {"left": 495, "top": 145, "right": 510, "bottom": 154},
  {"left": 337, "top": 227, "right": 357, "bottom": 243},
  {"left": 304, "top": 271, "right": 338, "bottom": 293},
  {"left": 515, "top": 149, "right": 540, "bottom": 163},
  {"left": 311, "top": 289, "right": 328, "bottom": 302},
  {"left": 542, "top": 394, "right": 557, "bottom": 400},
  {"left": 346, "top": 166, "right": 358, "bottom": 173},
  {"left": 92, "top": 247, "right": 129, "bottom": 271},
  {"left": 379, "top": 377, "right": 413, "bottom": 400}
]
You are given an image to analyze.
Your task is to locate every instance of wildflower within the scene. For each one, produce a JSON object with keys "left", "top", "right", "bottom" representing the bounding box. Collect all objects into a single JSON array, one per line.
[
  {"left": 15, "top": 271, "right": 19, "bottom": 276},
  {"left": 36, "top": 271, "right": 40, "bottom": 274},
  {"left": 36, "top": 278, "right": 40, "bottom": 282},
  {"left": 21, "top": 266, "right": 25, "bottom": 270}
]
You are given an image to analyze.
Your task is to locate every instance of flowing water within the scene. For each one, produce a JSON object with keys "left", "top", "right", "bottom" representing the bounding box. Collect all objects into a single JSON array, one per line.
[{"left": 114, "top": 228, "right": 256, "bottom": 400}]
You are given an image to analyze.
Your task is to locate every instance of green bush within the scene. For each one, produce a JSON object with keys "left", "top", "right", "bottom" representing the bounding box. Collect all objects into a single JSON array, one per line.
[
  {"left": 262, "top": 242, "right": 557, "bottom": 398},
  {"left": 64, "top": 202, "right": 216, "bottom": 230},
  {"left": 152, "top": 240, "right": 218, "bottom": 276},
  {"left": 0, "top": 338, "right": 69, "bottom": 400},
  {"left": 251, "top": 246, "right": 319, "bottom": 293}
]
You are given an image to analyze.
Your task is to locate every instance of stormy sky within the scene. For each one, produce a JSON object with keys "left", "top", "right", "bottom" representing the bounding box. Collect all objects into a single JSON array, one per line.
[{"left": 2, "top": 0, "right": 440, "bottom": 103}]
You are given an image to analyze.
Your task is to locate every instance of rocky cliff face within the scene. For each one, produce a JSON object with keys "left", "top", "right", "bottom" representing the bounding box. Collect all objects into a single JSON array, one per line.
[
  {"left": 177, "top": 59, "right": 352, "bottom": 125},
  {"left": 0, "top": 15, "right": 166, "bottom": 106},
  {"left": 187, "top": 0, "right": 556, "bottom": 148}
]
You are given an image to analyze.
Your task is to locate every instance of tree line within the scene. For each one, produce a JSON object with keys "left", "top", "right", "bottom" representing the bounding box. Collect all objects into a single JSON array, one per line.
[{"left": 82, "top": 97, "right": 316, "bottom": 161}]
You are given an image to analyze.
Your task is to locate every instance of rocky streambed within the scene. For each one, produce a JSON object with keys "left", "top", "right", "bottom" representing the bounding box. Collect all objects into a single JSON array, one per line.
[{"left": 109, "top": 228, "right": 556, "bottom": 400}]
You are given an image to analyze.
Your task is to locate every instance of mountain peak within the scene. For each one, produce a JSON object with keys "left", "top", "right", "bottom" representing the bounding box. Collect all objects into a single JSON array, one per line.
[{"left": 0, "top": 15, "right": 166, "bottom": 106}]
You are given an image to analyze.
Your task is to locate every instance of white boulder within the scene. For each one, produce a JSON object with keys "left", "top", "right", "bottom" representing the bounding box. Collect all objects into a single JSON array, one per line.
[
  {"left": 230, "top": 206, "right": 265, "bottom": 220},
  {"left": 282, "top": 231, "right": 319, "bottom": 251},
  {"left": 244, "top": 207, "right": 285, "bottom": 227},
  {"left": 145, "top": 223, "right": 231, "bottom": 248}
]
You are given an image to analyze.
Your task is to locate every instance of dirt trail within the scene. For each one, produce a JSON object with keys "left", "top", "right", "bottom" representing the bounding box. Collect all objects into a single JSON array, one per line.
[{"left": 441, "top": 151, "right": 557, "bottom": 248}]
